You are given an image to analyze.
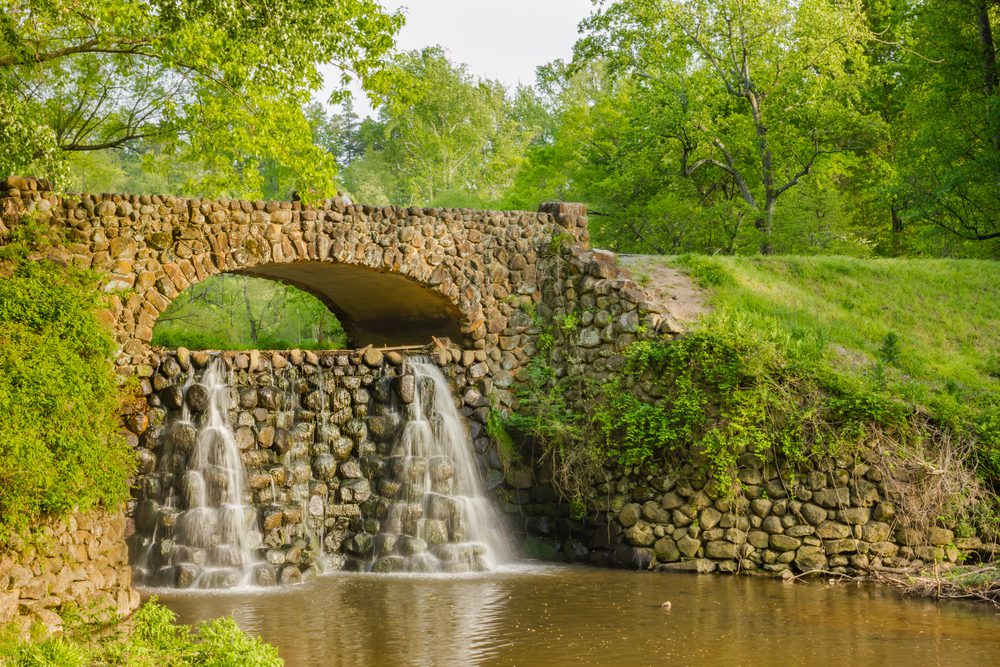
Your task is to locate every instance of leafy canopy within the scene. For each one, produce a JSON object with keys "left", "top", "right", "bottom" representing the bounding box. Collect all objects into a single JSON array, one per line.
[{"left": 0, "top": 0, "right": 402, "bottom": 197}]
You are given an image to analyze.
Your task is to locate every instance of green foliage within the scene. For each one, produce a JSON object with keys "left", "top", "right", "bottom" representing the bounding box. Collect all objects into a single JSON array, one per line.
[
  {"left": 1, "top": 0, "right": 402, "bottom": 199},
  {"left": 511, "top": 253, "right": 1000, "bottom": 520},
  {"left": 0, "top": 601, "right": 282, "bottom": 666},
  {"left": 152, "top": 274, "right": 347, "bottom": 350},
  {"left": 0, "top": 224, "right": 133, "bottom": 540},
  {"left": 878, "top": 332, "right": 902, "bottom": 366},
  {"left": 337, "top": 47, "right": 545, "bottom": 207},
  {"left": 591, "top": 385, "right": 670, "bottom": 465},
  {"left": 485, "top": 408, "right": 521, "bottom": 471}
]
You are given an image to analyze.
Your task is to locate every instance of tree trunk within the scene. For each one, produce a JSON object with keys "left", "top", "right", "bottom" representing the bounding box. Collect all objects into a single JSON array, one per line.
[
  {"left": 977, "top": 0, "right": 1000, "bottom": 155},
  {"left": 242, "top": 276, "right": 259, "bottom": 344},
  {"left": 756, "top": 199, "right": 777, "bottom": 254}
]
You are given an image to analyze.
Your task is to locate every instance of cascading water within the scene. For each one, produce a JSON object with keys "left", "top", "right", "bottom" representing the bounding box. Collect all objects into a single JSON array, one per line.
[
  {"left": 134, "top": 357, "right": 264, "bottom": 588},
  {"left": 372, "top": 357, "right": 512, "bottom": 573}
]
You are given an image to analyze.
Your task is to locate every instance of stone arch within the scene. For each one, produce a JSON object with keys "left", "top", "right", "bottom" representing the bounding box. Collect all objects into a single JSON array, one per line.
[{"left": 209, "top": 261, "right": 466, "bottom": 347}]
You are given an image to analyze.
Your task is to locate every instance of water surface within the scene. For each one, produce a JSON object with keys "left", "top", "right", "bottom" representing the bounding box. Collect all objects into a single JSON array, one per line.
[{"left": 155, "top": 563, "right": 1000, "bottom": 666}]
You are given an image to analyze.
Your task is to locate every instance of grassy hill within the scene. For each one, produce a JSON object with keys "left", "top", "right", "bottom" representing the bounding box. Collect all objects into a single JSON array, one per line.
[
  {"left": 525, "top": 254, "right": 1000, "bottom": 538},
  {"left": 635, "top": 255, "right": 1000, "bottom": 424}
]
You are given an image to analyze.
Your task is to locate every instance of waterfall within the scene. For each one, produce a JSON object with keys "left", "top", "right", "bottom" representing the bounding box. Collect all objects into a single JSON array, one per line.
[
  {"left": 373, "top": 357, "right": 512, "bottom": 573},
  {"left": 134, "top": 357, "right": 264, "bottom": 588}
]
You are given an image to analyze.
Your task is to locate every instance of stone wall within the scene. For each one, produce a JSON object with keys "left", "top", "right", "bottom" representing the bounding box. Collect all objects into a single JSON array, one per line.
[
  {"left": 0, "top": 509, "right": 140, "bottom": 637},
  {"left": 514, "top": 453, "right": 988, "bottom": 575},
  {"left": 129, "top": 346, "right": 516, "bottom": 584}
]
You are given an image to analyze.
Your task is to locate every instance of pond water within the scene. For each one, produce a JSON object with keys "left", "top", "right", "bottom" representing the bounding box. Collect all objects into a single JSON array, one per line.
[{"left": 153, "top": 563, "right": 999, "bottom": 666}]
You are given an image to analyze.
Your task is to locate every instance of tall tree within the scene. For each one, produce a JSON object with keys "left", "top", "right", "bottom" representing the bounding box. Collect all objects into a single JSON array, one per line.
[
  {"left": 0, "top": 0, "right": 402, "bottom": 197},
  {"left": 893, "top": 0, "right": 1000, "bottom": 253},
  {"left": 574, "top": 0, "right": 881, "bottom": 253},
  {"left": 341, "top": 47, "right": 543, "bottom": 207}
]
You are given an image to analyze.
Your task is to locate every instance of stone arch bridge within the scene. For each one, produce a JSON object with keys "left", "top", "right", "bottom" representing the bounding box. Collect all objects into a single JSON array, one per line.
[{"left": 0, "top": 176, "right": 673, "bottom": 381}]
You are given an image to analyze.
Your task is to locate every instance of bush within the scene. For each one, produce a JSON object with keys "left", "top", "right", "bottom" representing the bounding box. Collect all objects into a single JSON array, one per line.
[
  {"left": 0, "top": 228, "right": 133, "bottom": 540},
  {"left": 0, "top": 601, "right": 283, "bottom": 666}
]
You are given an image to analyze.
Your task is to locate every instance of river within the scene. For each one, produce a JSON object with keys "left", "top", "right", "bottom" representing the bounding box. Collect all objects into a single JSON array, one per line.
[{"left": 153, "top": 563, "right": 1000, "bottom": 665}]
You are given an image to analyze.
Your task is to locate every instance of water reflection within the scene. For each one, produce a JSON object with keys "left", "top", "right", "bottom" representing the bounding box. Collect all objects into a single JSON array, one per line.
[{"left": 155, "top": 564, "right": 1000, "bottom": 666}]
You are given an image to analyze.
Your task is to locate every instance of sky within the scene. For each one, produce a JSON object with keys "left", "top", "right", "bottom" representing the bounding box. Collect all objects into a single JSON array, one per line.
[{"left": 320, "top": 0, "right": 596, "bottom": 117}]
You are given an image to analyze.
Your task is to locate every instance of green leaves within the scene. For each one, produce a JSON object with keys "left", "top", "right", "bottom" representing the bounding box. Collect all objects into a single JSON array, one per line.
[
  {"left": 0, "top": 250, "right": 133, "bottom": 541},
  {"left": 1, "top": 0, "right": 402, "bottom": 198},
  {"left": 337, "top": 47, "right": 545, "bottom": 207}
]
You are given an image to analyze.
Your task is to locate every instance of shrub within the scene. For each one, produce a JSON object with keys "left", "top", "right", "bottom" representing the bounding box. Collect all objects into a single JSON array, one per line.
[{"left": 0, "top": 225, "right": 133, "bottom": 540}]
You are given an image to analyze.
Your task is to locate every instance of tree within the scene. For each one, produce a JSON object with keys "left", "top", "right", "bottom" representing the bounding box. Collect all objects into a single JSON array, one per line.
[
  {"left": 0, "top": 0, "right": 402, "bottom": 197},
  {"left": 574, "top": 0, "right": 881, "bottom": 253},
  {"left": 892, "top": 0, "right": 1000, "bottom": 254},
  {"left": 342, "top": 47, "right": 543, "bottom": 207}
]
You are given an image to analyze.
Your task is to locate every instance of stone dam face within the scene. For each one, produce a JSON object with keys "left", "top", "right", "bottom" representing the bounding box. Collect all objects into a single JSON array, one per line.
[{"left": 130, "top": 348, "right": 515, "bottom": 586}]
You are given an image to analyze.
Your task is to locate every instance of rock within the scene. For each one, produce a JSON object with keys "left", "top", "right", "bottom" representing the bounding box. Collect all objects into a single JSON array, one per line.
[
  {"left": 700, "top": 507, "right": 723, "bottom": 531},
  {"left": 794, "top": 546, "right": 828, "bottom": 572},
  {"left": 873, "top": 502, "right": 896, "bottom": 522},
  {"left": 169, "top": 423, "right": 197, "bottom": 453},
  {"left": 279, "top": 566, "right": 302, "bottom": 585},
  {"left": 751, "top": 498, "right": 773, "bottom": 518},
  {"left": 799, "top": 503, "right": 827, "bottom": 526},
  {"left": 521, "top": 535, "right": 563, "bottom": 561},
  {"left": 618, "top": 503, "right": 641, "bottom": 527},
  {"left": 125, "top": 413, "right": 149, "bottom": 434},
  {"left": 563, "top": 539, "right": 590, "bottom": 563},
  {"left": 344, "top": 533, "right": 374, "bottom": 557},
  {"left": 770, "top": 534, "right": 802, "bottom": 552},
  {"left": 705, "top": 540, "right": 739, "bottom": 559},
  {"left": 660, "top": 491, "right": 684, "bottom": 510},
  {"left": 505, "top": 465, "right": 534, "bottom": 489},
  {"left": 330, "top": 436, "right": 354, "bottom": 460},
  {"left": 656, "top": 559, "right": 716, "bottom": 574},
  {"left": 395, "top": 375, "right": 415, "bottom": 403},
  {"left": 398, "top": 536, "right": 428, "bottom": 556},
  {"left": 257, "top": 386, "right": 280, "bottom": 409},
  {"left": 363, "top": 347, "right": 384, "bottom": 367},
  {"left": 761, "top": 516, "right": 784, "bottom": 534},
  {"left": 676, "top": 535, "right": 701, "bottom": 558},
  {"left": 175, "top": 563, "right": 201, "bottom": 588},
  {"left": 272, "top": 428, "right": 291, "bottom": 455},
  {"left": 624, "top": 521, "right": 656, "bottom": 547},
  {"left": 161, "top": 385, "right": 184, "bottom": 410},
  {"left": 372, "top": 557, "right": 406, "bottom": 573},
  {"left": 613, "top": 544, "right": 653, "bottom": 570},
  {"left": 838, "top": 507, "right": 872, "bottom": 525},
  {"left": 313, "top": 454, "right": 338, "bottom": 481},
  {"left": 185, "top": 384, "right": 209, "bottom": 413},
  {"left": 654, "top": 537, "right": 680, "bottom": 562},
  {"left": 815, "top": 521, "right": 851, "bottom": 540},
  {"left": 642, "top": 501, "right": 671, "bottom": 524},
  {"left": 812, "top": 487, "right": 850, "bottom": 509},
  {"left": 824, "top": 539, "right": 859, "bottom": 554},
  {"left": 929, "top": 527, "right": 955, "bottom": 545}
]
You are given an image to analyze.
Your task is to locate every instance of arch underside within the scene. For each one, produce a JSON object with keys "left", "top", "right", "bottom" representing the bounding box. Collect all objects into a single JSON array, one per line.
[{"left": 235, "top": 261, "right": 465, "bottom": 348}]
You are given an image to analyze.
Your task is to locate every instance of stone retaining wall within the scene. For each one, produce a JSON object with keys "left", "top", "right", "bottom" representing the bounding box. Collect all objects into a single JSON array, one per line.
[
  {"left": 514, "top": 454, "right": 988, "bottom": 575},
  {"left": 0, "top": 509, "right": 140, "bottom": 637}
]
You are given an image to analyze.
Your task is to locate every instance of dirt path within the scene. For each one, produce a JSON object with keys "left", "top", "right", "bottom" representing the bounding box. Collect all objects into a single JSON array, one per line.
[{"left": 617, "top": 254, "right": 710, "bottom": 327}]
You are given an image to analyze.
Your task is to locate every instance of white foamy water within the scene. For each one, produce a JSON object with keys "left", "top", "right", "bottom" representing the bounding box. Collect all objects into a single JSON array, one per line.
[{"left": 374, "top": 358, "right": 512, "bottom": 573}]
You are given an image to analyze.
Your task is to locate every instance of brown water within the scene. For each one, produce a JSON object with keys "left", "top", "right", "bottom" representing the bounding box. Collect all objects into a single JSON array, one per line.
[{"left": 155, "top": 563, "right": 1000, "bottom": 666}]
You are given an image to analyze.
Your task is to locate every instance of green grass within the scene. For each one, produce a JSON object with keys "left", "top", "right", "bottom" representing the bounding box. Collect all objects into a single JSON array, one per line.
[
  {"left": 669, "top": 255, "right": 1000, "bottom": 421},
  {"left": 505, "top": 253, "right": 1000, "bottom": 532}
]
